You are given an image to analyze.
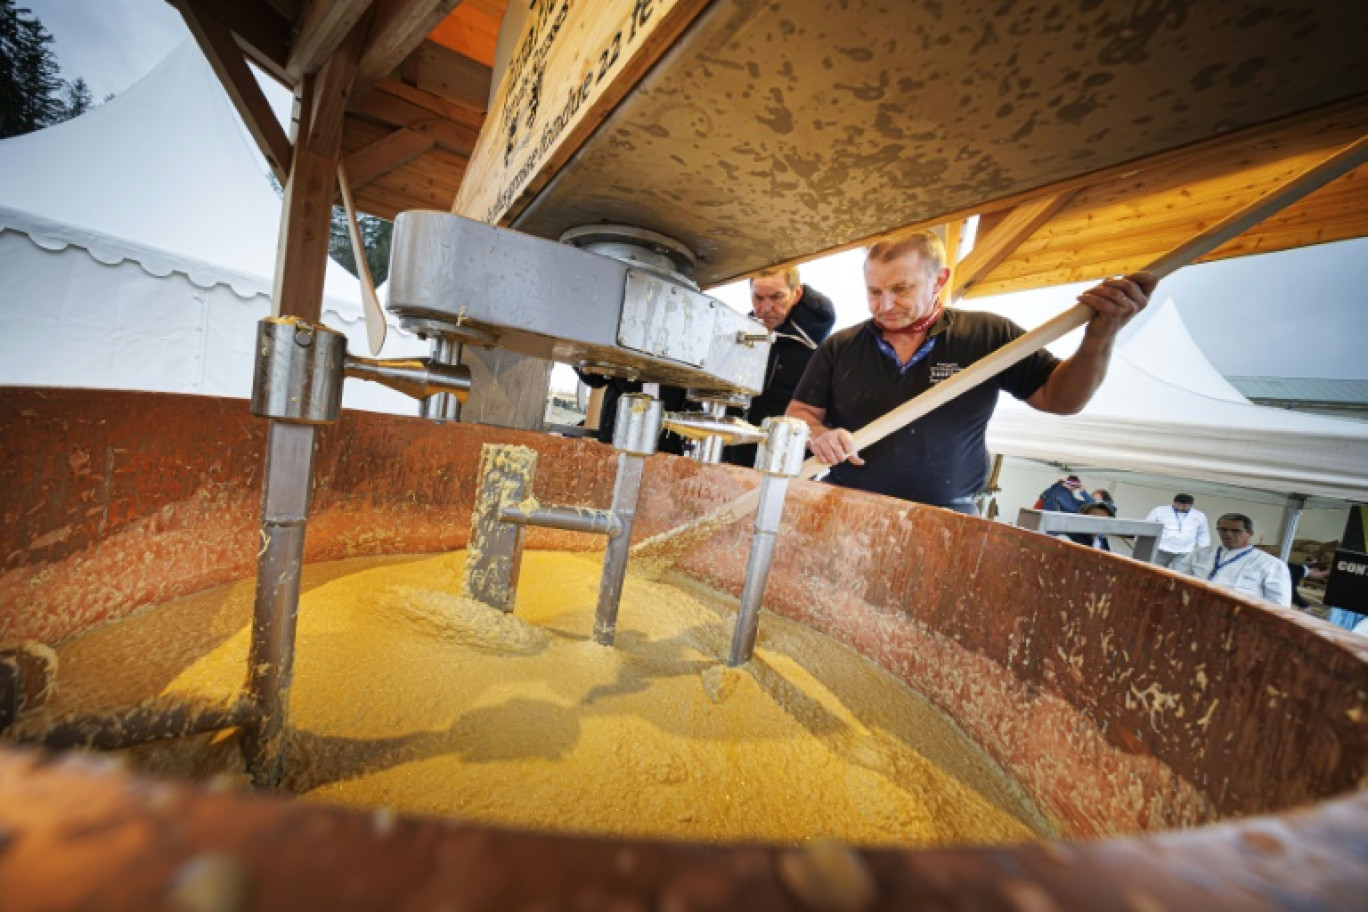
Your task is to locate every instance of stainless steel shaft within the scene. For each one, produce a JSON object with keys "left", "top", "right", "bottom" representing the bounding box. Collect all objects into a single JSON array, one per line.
[
  {"left": 243, "top": 420, "right": 317, "bottom": 788},
  {"left": 344, "top": 352, "right": 471, "bottom": 402},
  {"left": 593, "top": 452, "right": 646, "bottom": 645},
  {"left": 420, "top": 335, "right": 463, "bottom": 421},
  {"left": 728, "top": 474, "right": 789, "bottom": 666},
  {"left": 592, "top": 393, "right": 662, "bottom": 645},
  {"left": 696, "top": 401, "right": 727, "bottom": 463},
  {"left": 727, "top": 417, "right": 809, "bottom": 666}
]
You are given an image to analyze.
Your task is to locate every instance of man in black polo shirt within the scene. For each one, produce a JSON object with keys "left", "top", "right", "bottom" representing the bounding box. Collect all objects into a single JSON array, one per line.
[
  {"left": 724, "top": 266, "right": 836, "bottom": 466},
  {"left": 787, "top": 230, "right": 1156, "bottom": 514}
]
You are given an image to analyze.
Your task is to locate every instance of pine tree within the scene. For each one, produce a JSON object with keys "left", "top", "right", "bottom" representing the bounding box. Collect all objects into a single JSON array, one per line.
[
  {"left": 0, "top": 1, "right": 68, "bottom": 138},
  {"left": 60, "top": 76, "right": 92, "bottom": 120},
  {"left": 328, "top": 207, "right": 393, "bottom": 285},
  {"left": 0, "top": 0, "right": 31, "bottom": 136}
]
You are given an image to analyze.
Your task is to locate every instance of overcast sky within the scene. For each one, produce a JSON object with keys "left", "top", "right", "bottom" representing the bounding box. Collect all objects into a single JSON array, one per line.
[
  {"left": 28, "top": 0, "right": 185, "bottom": 101},
  {"left": 22, "top": 0, "right": 1368, "bottom": 381}
]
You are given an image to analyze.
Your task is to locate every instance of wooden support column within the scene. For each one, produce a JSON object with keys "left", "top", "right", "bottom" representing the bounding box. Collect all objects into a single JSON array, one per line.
[
  {"left": 271, "top": 78, "right": 334, "bottom": 321},
  {"left": 585, "top": 386, "right": 607, "bottom": 432},
  {"left": 271, "top": 16, "right": 370, "bottom": 321}
]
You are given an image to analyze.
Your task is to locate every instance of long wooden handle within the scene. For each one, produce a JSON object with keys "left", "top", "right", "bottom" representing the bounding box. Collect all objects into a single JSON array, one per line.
[
  {"left": 631, "top": 133, "right": 1368, "bottom": 560},
  {"left": 337, "top": 162, "right": 387, "bottom": 356}
]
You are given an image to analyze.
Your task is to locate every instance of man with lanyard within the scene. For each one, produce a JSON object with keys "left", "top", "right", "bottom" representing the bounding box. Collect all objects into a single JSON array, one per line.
[
  {"left": 723, "top": 267, "right": 836, "bottom": 466},
  {"left": 785, "top": 229, "right": 1155, "bottom": 514},
  {"left": 1145, "top": 494, "right": 1211, "bottom": 567},
  {"left": 1172, "top": 513, "right": 1292, "bottom": 606}
]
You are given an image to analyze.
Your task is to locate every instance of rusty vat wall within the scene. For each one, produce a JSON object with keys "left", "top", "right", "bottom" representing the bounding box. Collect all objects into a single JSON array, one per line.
[
  {"left": 0, "top": 388, "right": 641, "bottom": 644},
  {"left": 2, "top": 388, "right": 1367, "bottom": 909},
  {"left": 667, "top": 484, "right": 1368, "bottom": 836}
]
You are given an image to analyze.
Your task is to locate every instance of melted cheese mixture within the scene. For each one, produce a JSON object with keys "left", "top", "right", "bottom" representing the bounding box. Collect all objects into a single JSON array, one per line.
[{"left": 45, "top": 550, "right": 1048, "bottom": 847}]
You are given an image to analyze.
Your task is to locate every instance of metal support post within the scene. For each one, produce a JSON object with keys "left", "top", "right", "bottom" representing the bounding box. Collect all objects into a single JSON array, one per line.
[
  {"left": 419, "top": 335, "right": 464, "bottom": 421},
  {"left": 593, "top": 394, "right": 663, "bottom": 645},
  {"left": 243, "top": 422, "right": 317, "bottom": 789},
  {"left": 728, "top": 417, "right": 809, "bottom": 666},
  {"left": 1277, "top": 494, "right": 1307, "bottom": 561},
  {"left": 594, "top": 453, "right": 647, "bottom": 644},
  {"left": 696, "top": 401, "right": 728, "bottom": 464}
]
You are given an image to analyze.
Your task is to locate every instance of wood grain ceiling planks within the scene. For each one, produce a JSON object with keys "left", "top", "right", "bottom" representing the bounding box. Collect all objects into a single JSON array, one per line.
[
  {"left": 964, "top": 101, "right": 1368, "bottom": 297},
  {"left": 338, "top": 2, "right": 503, "bottom": 213}
]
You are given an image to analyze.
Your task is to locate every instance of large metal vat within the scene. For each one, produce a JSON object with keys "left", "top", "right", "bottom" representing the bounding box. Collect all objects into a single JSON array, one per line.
[{"left": 2, "top": 388, "right": 1365, "bottom": 909}]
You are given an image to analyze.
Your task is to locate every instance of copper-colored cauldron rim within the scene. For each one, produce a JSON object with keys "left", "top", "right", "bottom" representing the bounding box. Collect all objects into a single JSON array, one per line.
[{"left": 0, "top": 747, "right": 1364, "bottom": 909}]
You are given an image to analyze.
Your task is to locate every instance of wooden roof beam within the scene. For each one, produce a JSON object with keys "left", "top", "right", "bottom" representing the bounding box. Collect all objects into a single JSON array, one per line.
[
  {"left": 406, "top": 39, "right": 491, "bottom": 115},
  {"left": 949, "top": 190, "right": 1075, "bottom": 301},
  {"left": 343, "top": 128, "right": 438, "bottom": 188},
  {"left": 361, "top": 78, "right": 484, "bottom": 130},
  {"left": 355, "top": 0, "right": 467, "bottom": 95},
  {"left": 171, "top": 0, "right": 292, "bottom": 182},
  {"left": 288, "top": 0, "right": 375, "bottom": 79},
  {"left": 170, "top": 0, "right": 293, "bottom": 84},
  {"left": 348, "top": 84, "right": 481, "bottom": 155},
  {"left": 308, "top": 10, "right": 375, "bottom": 157},
  {"left": 1146, "top": 134, "right": 1368, "bottom": 279}
]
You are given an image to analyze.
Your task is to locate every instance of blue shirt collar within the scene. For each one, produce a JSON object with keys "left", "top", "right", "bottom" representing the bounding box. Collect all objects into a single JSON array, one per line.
[{"left": 864, "top": 322, "right": 938, "bottom": 376}]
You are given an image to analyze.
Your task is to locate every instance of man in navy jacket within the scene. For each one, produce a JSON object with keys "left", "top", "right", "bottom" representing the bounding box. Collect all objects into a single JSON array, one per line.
[{"left": 724, "top": 267, "right": 837, "bottom": 466}]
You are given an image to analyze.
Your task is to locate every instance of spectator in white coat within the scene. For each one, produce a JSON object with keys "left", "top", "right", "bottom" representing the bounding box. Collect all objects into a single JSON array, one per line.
[
  {"left": 1172, "top": 513, "right": 1292, "bottom": 606},
  {"left": 1145, "top": 493, "right": 1210, "bottom": 568}
]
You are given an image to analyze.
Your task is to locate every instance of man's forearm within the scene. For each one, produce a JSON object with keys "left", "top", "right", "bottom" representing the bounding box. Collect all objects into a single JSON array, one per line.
[
  {"left": 1032, "top": 332, "right": 1115, "bottom": 415},
  {"left": 1029, "top": 271, "right": 1155, "bottom": 415}
]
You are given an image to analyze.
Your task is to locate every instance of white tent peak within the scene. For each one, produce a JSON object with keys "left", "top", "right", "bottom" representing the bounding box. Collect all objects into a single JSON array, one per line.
[
  {"left": 0, "top": 39, "right": 358, "bottom": 302},
  {"left": 0, "top": 41, "right": 428, "bottom": 415},
  {"left": 1117, "top": 298, "right": 1251, "bottom": 405}
]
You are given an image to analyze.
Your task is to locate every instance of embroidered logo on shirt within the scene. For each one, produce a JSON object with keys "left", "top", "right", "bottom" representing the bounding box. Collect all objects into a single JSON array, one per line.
[{"left": 929, "top": 362, "right": 962, "bottom": 384}]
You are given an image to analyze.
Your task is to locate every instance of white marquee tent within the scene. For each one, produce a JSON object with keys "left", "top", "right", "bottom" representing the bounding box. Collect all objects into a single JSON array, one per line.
[
  {"left": 0, "top": 41, "right": 427, "bottom": 413},
  {"left": 985, "top": 299, "right": 1368, "bottom": 503}
]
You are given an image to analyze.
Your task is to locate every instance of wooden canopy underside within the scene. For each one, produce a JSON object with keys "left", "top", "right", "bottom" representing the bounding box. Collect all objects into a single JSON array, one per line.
[
  {"left": 961, "top": 98, "right": 1368, "bottom": 298},
  {"left": 176, "top": 0, "right": 1368, "bottom": 299}
]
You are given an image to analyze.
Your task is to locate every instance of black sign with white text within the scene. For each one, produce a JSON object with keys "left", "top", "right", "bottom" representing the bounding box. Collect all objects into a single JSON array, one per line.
[{"left": 1325, "top": 549, "right": 1368, "bottom": 614}]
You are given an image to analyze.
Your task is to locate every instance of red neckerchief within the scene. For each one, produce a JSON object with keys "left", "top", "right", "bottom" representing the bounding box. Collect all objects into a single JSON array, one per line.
[{"left": 874, "top": 301, "right": 942, "bottom": 336}]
